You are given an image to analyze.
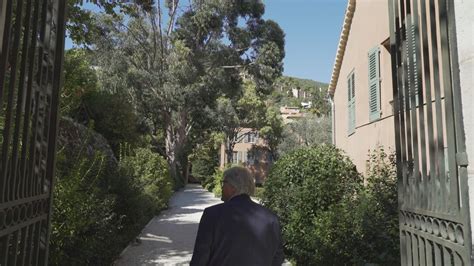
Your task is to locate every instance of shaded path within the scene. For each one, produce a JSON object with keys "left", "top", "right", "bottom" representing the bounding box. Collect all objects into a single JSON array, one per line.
[{"left": 115, "top": 184, "right": 222, "bottom": 266}]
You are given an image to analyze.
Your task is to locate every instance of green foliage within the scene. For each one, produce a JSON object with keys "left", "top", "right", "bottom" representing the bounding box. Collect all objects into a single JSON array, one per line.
[
  {"left": 51, "top": 123, "right": 173, "bottom": 265},
  {"left": 262, "top": 145, "right": 362, "bottom": 265},
  {"left": 50, "top": 149, "right": 122, "bottom": 265},
  {"left": 80, "top": 91, "right": 141, "bottom": 155},
  {"left": 119, "top": 148, "right": 174, "bottom": 211},
  {"left": 190, "top": 132, "right": 222, "bottom": 187},
  {"left": 259, "top": 107, "right": 284, "bottom": 159},
  {"left": 356, "top": 148, "right": 400, "bottom": 264},
  {"left": 89, "top": 1, "right": 285, "bottom": 186},
  {"left": 278, "top": 114, "right": 331, "bottom": 156},
  {"left": 263, "top": 145, "right": 400, "bottom": 265},
  {"left": 61, "top": 49, "right": 98, "bottom": 116},
  {"left": 270, "top": 76, "right": 330, "bottom": 115},
  {"left": 236, "top": 79, "right": 267, "bottom": 128},
  {"left": 211, "top": 168, "right": 224, "bottom": 197},
  {"left": 254, "top": 186, "right": 265, "bottom": 199}
]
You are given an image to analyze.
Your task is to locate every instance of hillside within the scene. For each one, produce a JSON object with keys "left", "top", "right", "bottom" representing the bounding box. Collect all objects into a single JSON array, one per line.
[
  {"left": 276, "top": 76, "right": 329, "bottom": 92},
  {"left": 269, "top": 76, "right": 330, "bottom": 115}
]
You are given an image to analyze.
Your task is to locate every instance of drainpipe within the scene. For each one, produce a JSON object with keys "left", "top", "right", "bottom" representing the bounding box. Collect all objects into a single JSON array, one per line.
[{"left": 328, "top": 93, "right": 336, "bottom": 145}]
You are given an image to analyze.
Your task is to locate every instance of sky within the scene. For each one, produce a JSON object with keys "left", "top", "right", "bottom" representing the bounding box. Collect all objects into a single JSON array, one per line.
[
  {"left": 263, "top": 0, "right": 347, "bottom": 83},
  {"left": 66, "top": 0, "right": 348, "bottom": 83}
]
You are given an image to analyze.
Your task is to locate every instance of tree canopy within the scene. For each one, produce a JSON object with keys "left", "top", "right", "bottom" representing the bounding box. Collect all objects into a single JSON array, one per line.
[{"left": 75, "top": 1, "right": 285, "bottom": 185}]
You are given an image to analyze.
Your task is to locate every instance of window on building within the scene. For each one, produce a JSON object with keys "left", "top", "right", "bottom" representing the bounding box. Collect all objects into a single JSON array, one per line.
[
  {"left": 248, "top": 132, "right": 257, "bottom": 143},
  {"left": 237, "top": 151, "right": 242, "bottom": 163},
  {"left": 368, "top": 46, "right": 381, "bottom": 121},
  {"left": 347, "top": 71, "right": 356, "bottom": 135},
  {"left": 232, "top": 152, "right": 238, "bottom": 163}
]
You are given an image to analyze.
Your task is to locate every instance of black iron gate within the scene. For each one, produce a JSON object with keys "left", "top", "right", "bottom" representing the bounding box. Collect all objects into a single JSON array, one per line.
[
  {"left": 388, "top": 0, "right": 471, "bottom": 264},
  {"left": 0, "top": 0, "right": 66, "bottom": 265}
]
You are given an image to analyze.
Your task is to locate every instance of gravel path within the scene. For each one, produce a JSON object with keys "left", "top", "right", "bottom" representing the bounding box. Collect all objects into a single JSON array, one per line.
[{"left": 115, "top": 184, "right": 222, "bottom": 266}]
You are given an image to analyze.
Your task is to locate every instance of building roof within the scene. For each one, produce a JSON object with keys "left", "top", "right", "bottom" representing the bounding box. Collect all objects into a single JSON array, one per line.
[{"left": 328, "top": 0, "right": 356, "bottom": 96}]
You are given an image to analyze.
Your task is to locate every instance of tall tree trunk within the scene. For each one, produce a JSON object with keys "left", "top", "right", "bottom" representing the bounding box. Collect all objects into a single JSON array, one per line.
[
  {"left": 165, "top": 123, "right": 180, "bottom": 188},
  {"left": 164, "top": 110, "right": 189, "bottom": 189},
  {"left": 226, "top": 136, "right": 236, "bottom": 165}
]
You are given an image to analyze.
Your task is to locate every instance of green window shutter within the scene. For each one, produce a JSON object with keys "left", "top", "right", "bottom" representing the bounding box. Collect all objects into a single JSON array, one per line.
[
  {"left": 368, "top": 47, "right": 381, "bottom": 121},
  {"left": 347, "top": 72, "right": 356, "bottom": 135}
]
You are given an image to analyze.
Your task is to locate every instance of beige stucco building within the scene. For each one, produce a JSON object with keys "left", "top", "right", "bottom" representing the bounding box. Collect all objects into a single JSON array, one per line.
[
  {"left": 329, "top": 0, "right": 395, "bottom": 174},
  {"left": 219, "top": 128, "right": 271, "bottom": 184}
]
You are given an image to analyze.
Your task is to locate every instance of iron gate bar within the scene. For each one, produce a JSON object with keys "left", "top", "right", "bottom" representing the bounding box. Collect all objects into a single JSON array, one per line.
[
  {"left": 3, "top": 0, "right": 25, "bottom": 203},
  {"left": 413, "top": 0, "right": 428, "bottom": 185},
  {"left": 44, "top": 0, "right": 66, "bottom": 262},
  {"left": 0, "top": 0, "right": 12, "bottom": 109},
  {"left": 12, "top": 0, "right": 33, "bottom": 204},
  {"left": 419, "top": 0, "right": 437, "bottom": 214},
  {"left": 19, "top": 0, "right": 40, "bottom": 198},
  {"left": 427, "top": 0, "right": 447, "bottom": 214},
  {"left": 388, "top": 0, "right": 405, "bottom": 263}
]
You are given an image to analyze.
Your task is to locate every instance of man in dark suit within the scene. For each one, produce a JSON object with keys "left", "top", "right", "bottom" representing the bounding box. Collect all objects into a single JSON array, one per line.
[{"left": 190, "top": 166, "right": 285, "bottom": 266}]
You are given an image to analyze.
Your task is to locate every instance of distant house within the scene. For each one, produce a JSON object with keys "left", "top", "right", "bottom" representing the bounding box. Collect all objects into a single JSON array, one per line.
[
  {"left": 279, "top": 106, "right": 305, "bottom": 124},
  {"left": 291, "top": 88, "right": 311, "bottom": 99},
  {"left": 328, "top": 0, "right": 395, "bottom": 174},
  {"left": 219, "top": 128, "right": 272, "bottom": 185}
]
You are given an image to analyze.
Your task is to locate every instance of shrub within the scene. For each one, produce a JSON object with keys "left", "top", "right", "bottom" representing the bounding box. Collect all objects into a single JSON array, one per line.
[
  {"left": 262, "top": 145, "right": 363, "bottom": 265},
  {"left": 357, "top": 148, "right": 399, "bottom": 264},
  {"left": 190, "top": 132, "right": 222, "bottom": 188},
  {"left": 254, "top": 186, "right": 265, "bottom": 199},
  {"left": 50, "top": 150, "right": 123, "bottom": 265},
  {"left": 51, "top": 125, "right": 174, "bottom": 265},
  {"left": 119, "top": 148, "right": 174, "bottom": 212},
  {"left": 211, "top": 168, "right": 224, "bottom": 197}
]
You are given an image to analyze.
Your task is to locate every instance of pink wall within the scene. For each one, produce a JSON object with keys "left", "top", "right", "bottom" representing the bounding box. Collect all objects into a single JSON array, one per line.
[{"left": 333, "top": 0, "right": 395, "bottom": 174}]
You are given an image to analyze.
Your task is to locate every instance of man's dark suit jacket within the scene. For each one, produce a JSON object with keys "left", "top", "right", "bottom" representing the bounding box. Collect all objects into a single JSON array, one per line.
[{"left": 190, "top": 194, "right": 284, "bottom": 266}]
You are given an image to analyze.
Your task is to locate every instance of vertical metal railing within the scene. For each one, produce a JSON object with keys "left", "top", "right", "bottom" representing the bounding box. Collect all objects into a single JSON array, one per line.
[
  {"left": 0, "top": 0, "right": 66, "bottom": 265},
  {"left": 389, "top": 0, "right": 471, "bottom": 264}
]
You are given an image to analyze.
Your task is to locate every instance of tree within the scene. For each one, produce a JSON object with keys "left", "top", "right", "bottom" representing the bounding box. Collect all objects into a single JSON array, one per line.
[
  {"left": 262, "top": 146, "right": 362, "bottom": 265},
  {"left": 88, "top": 1, "right": 285, "bottom": 186},
  {"left": 259, "top": 107, "right": 284, "bottom": 160},
  {"left": 61, "top": 49, "right": 98, "bottom": 116},
  {"left": 216, "top": 79, "right": 267, "bottom": 164},
  {"left": 277, "top": 114, "right": 331, "bottom": 156}
]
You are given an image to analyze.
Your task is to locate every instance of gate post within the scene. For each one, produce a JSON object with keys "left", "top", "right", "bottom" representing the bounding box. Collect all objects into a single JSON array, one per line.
[{"left": 451, "top": 0, "right": 474, "bottom": 259}]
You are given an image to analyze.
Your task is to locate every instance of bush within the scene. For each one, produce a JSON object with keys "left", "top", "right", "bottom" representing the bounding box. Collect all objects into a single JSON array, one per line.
[
  {"left": 254, "top": 187, "right": 265, "bottom": 199},
  {"left": 263, "top": 145, "right": 401, "bottom": 265},
  {"left": 50, "top": 150, "right": 123, "bottom": 265},
  {"left": 357, "top": 148, "right": 399, "bottom": 264},
  {"left": 51, "top": 125, "right": 174, "bottom": 265},
  {"left": 190, "top": 132, "right": 222, "bottom": 188},
  {"left": 262, "top": 145, "right": 363, "bottom": 265},
  {"left": 211, "top": 168, "right": 224, "bottom": 197},
  {"left": 119, "top": 148, "right": 174, "bottom": 212}
]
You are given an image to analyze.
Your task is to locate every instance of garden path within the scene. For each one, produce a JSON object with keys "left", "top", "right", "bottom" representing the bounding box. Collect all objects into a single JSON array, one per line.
[{"left": 114, "top": 184, "right": 221, "bottom": 266}]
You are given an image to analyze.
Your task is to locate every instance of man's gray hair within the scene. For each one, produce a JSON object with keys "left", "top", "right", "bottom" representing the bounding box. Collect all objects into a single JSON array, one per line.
[{"left": 223, "top": 166, "right": 255, "bottom": 196}]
